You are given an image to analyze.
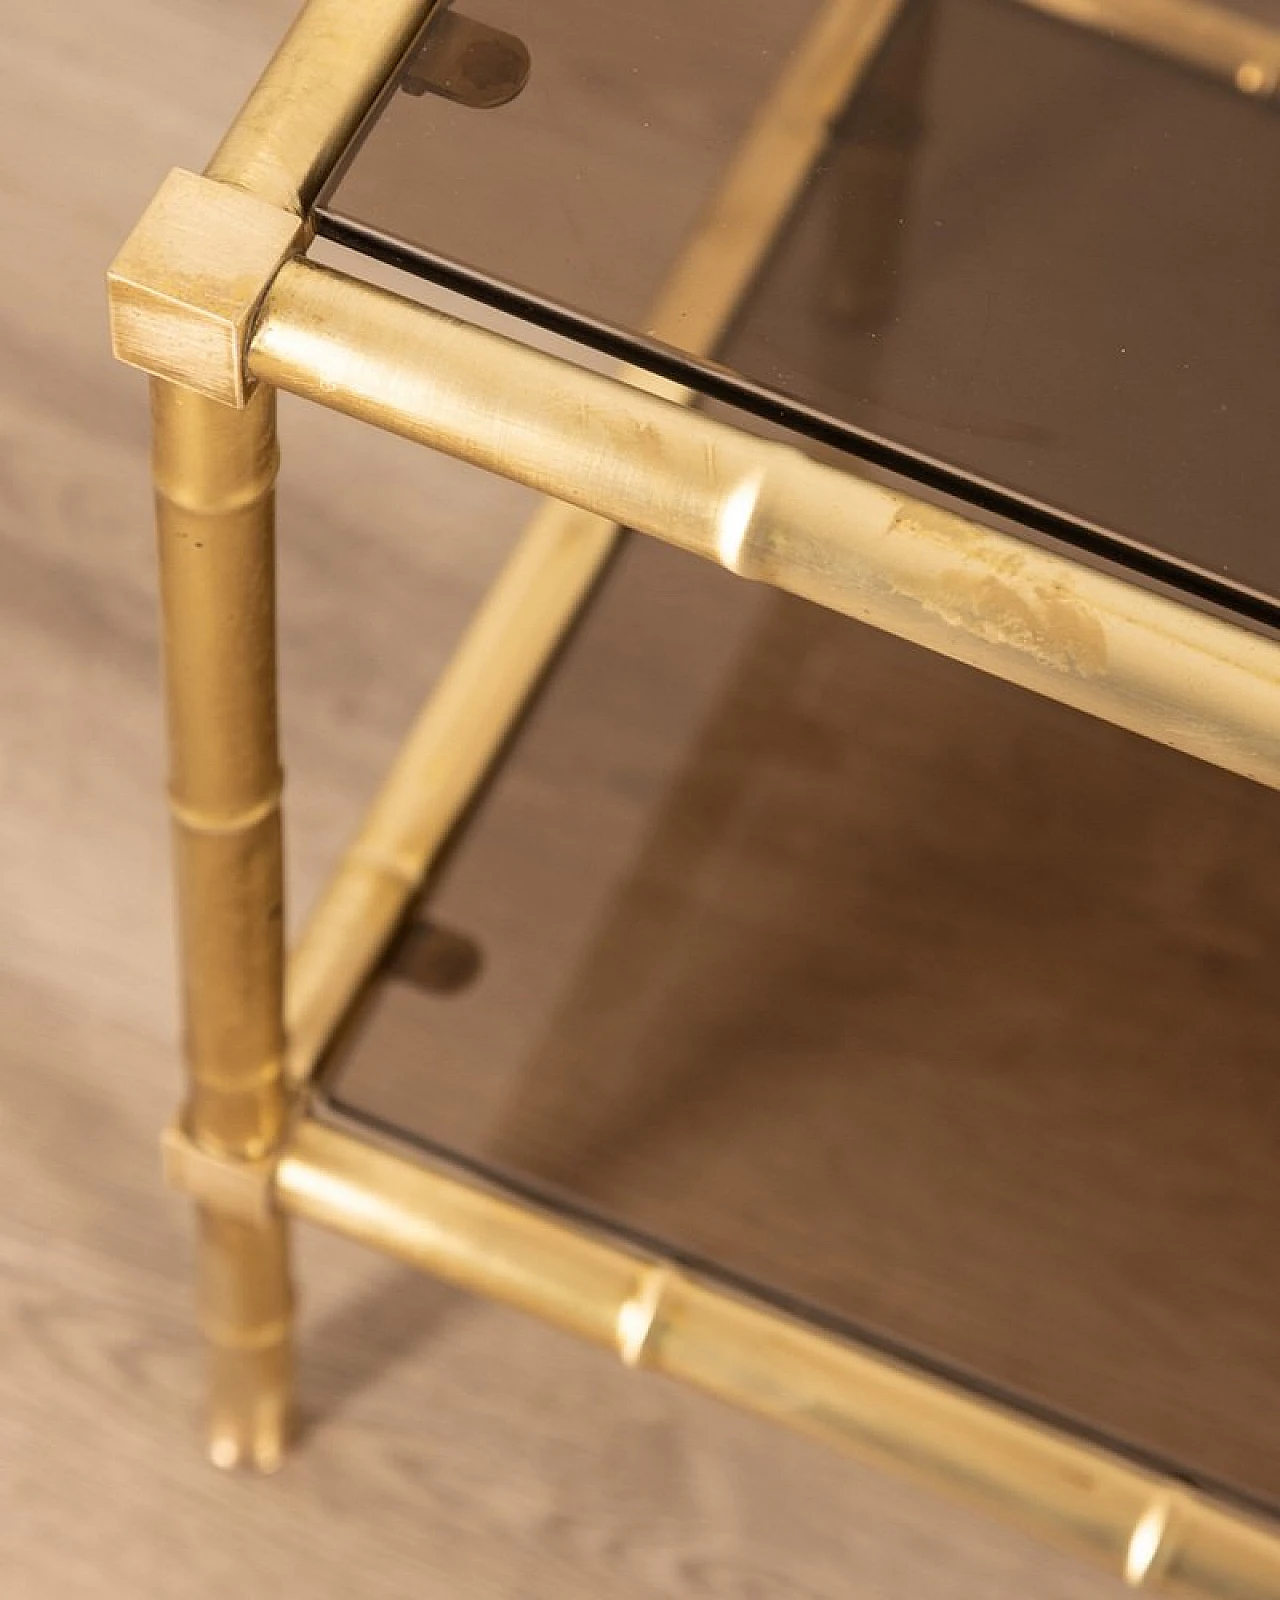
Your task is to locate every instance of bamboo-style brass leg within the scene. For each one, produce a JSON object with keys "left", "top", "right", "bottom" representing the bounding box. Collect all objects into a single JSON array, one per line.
[
  {"left": 151, "top": 378, "right": 292, "bottom": 1470},
  {"left": 198, "top": 1211, "right": 291, "bottom": 1470}
]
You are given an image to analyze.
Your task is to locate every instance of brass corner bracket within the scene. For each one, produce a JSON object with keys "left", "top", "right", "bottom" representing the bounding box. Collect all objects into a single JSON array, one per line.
[
  {"left": 107, "top": 168, "right": 305, "bottom": 407},
  {"left": 162, "top": 1122, "right": 279, "bottom": 1226}
]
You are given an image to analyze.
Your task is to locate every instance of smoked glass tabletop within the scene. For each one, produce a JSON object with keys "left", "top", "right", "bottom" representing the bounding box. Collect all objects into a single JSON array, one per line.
[
  {"left": 319, "top": 527, "right": 1280, "bottom": 1515},
  {"left": 317, "top": 0, "right": 1280, "bottom": 624}
]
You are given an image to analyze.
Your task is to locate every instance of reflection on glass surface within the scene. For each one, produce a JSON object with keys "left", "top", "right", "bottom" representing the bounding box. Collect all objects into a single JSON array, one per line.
[
  {"left": 323, "top": 531, "right": 1280, "bottom": 1514},
  {"left": 320, "top": 0, "right": 1280, "bottom": 610}
]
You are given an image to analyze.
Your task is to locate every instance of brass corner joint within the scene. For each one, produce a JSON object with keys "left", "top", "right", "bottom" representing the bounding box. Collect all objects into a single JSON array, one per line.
[
  {"left": 107, "top": 168, "right": 305, "bottom": 407},
  {"left": 162, "top": 1121, "right": 280, "bottom": 1227}
]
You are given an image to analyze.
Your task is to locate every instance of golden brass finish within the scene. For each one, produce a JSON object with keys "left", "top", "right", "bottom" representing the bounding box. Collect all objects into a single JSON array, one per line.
[
  {"left": 284, "top": 0, "right": 906, "bottom": 1084},
  {"left": 1013, "top": 0, "right": 1280, "bottom": 96},
  {"left": 284, "top": 502, "right": 618, "bottom": 1083},
  {"left": 250, "top": 257, "right": 1280, "bottom": 793},
  {"left": 206, "top": 0, "right": 442, "bottom": 214},
  {"left": 126, "top": 0, "right": 445, "bottom": 1464},
  {"left": 277, "top": 1117, "right": 1280, "bottom": 1599},
  {"left": 153, "top": 379, "right": 287, "bottom": 1157},
  {"left": 110, "top": 0, "right": 443, "bottom": 401},
  {"left": 107, "top": 169, "right": 304, "bottom": 407},
  {"left": 151, "top": 377, "right": 292, "bottom": 1466},
  {"left": 111, "top": 0, "right": 1280, "bottom": 1573},
  {"left": 280, "top": 1119, "right": 636, "bottom": 1346},
  {"left": 198, "top": 1209, "right": 292, "bottom": 1474},
  {"left": 162, "top": 1123, "right": 277, "bottom": 1227}
]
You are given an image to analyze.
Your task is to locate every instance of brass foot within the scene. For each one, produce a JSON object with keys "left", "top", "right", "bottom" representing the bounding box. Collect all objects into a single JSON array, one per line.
[
  {"left": 197, "top": 1209, "right": 293, "bottom": 1472},
  {"left": 207, "top": 1341, "right": 290, "bottom": 1473}
]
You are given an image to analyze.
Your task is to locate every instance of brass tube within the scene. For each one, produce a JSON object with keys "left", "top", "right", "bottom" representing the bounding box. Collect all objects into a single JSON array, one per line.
[
  {"left": 279, "top": 1119, "right": 636, "bottom": 1347},
  {"left": 153, "top": 381, "right": 287, "bottom": 1156},
  {"left": 285, "top": 502, "right": 617, "bottom": 1082},
  {"left": 251, "top": 258, "right": 1280, "bottom": 792},
  {"left": 152, "top": 379, "right": 292, "bottom": 1469},
  {"left": 277, "top": 1118, "right": 1280, "bottom": 1599},
  {"left": 196, "top": 1210, "right": 291, "bottom": 1472},
  {"left": 1012, "top": 0, "right": 1280, "bottom": 97},
  {"left": 152, "top": 0, "right": 443, "bottom": 1476},
  {"left": 157, "top": 0, "right": 442, "bottom": 1476},
  {"left": 284, "top": 0, "right": 907, "bottom": 1083},
  {"left": 205, "top": 0, "right": 442, "bottom": 213}
]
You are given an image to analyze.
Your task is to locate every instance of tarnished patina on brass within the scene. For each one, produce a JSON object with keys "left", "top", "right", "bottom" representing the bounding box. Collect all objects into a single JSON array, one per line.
[{"left": 108, "top": 169, "right": 304, "bottom": 407}]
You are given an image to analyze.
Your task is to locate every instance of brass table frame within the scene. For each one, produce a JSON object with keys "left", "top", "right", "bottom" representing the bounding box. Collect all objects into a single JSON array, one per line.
[{"left": 107, "top": 0, "right": 1280, "bottom": 1593}]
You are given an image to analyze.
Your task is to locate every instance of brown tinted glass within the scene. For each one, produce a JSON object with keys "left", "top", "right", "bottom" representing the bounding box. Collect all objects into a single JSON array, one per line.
[
  {"left": 322, "top": 531, "right": 1280, "bottom": 1515},
  {"left": 318, "top": 0, "right": 1280, "bottom": 614}
]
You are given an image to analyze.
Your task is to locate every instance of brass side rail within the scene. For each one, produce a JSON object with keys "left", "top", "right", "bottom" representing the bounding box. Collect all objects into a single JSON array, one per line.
[
  {"left": 277, "top": 1116, "right": 1280, "bottom": 1600},
  {"left": 248, "top": 256, "right": 1280, "bottom": 794}
]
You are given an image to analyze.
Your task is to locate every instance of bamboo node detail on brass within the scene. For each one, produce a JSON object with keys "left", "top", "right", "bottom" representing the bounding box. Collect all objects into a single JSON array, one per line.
[{"left": 616, "top": 1266, "right": 672, "bottom": 1368}]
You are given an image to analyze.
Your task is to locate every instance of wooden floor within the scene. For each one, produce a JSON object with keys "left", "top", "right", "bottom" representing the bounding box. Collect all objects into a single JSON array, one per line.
[{"left": 0, "top": 2, "right": 1133, "bottom": 1594}]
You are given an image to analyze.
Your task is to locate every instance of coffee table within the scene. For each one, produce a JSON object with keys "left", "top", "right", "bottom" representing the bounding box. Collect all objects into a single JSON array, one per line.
[{"left": 108, "top": 1, "right": 1280, "bottom": 1592}]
